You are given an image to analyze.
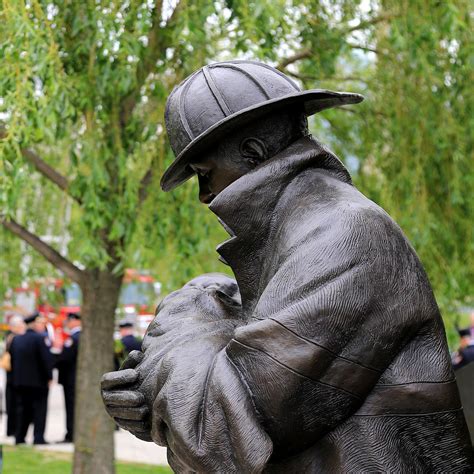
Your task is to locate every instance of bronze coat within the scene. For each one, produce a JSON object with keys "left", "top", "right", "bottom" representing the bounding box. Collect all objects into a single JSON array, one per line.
[{"left": 143, "top": 137, "right": 473, "bottom": 472}]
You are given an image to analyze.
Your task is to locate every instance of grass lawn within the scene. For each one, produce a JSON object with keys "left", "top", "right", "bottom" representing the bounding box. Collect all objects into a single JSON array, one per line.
[{"left": 2, "top": 445, "right": 172, "bottom": 474}]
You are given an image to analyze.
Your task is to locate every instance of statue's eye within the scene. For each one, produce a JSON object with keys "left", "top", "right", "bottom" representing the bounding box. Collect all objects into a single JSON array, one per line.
[{"left": 190, "top": 164, "right": 211, "bottom": 178}]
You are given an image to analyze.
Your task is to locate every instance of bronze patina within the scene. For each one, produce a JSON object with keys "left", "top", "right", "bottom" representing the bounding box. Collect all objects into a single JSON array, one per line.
[{"left": 102, "top": 60, "right": 473, "bottom": 472}]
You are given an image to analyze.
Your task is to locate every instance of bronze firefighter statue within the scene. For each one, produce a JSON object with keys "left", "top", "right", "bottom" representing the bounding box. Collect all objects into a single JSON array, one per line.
[{"left": 102, "top": 60, "right": 473, "bottom": 473}]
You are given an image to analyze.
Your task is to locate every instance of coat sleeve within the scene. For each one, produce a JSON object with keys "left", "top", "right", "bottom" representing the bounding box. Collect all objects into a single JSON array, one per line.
[
  {"left": 224, "top": 206, "right": 430, "bottom": 457},
  {"left": 145, "top": 208, "right": 430, "bottom": 470},
  {"left": 136, "top": 284, "right": 272, "bottom": 473},
  {"left": 37, "top": 335, "right": 53, "bottom": 381}
]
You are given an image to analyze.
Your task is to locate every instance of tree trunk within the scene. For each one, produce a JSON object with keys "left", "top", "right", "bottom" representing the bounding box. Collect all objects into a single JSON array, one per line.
[{"left": 73, "top": 267, "right": 122, "bottom": 474}]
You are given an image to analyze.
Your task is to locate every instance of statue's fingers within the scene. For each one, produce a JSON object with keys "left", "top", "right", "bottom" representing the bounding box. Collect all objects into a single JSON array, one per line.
[
  {"left": 106, "top": 405, "right": 149, "bottom": 421},
  {"left": 115, "top": 417, "right": 150, "bottom": 433},
  {"left": 102, "top": 390, "right": 145, "bottom": 407},
  {"left": 101, "top": 369, "right": 138, "bottom": 390},
  {"left": 120, "top": 350, "right": 144, "bottom": 370}
]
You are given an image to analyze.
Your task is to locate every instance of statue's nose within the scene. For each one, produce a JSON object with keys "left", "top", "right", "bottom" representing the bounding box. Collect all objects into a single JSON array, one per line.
[{"left": 198, "top": 174, "right": 215, "bottom": 203}]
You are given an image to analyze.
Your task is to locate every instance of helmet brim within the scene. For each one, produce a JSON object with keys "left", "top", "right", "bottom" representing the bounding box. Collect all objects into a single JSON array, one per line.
[{"left": 160, "top": 89, "right": 364, "bottom": 192}]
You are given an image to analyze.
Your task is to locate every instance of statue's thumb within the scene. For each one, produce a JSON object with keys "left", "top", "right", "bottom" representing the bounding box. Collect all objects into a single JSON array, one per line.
[{"left": 121, "top": 350, "right": 144, "bottom": 370}]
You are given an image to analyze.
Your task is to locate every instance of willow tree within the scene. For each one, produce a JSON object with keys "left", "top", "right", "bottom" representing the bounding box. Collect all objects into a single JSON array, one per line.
[
  {"left": 0, "top": 2, "right": 192, "bottom": 471},
  {"left": 0, "top": 1, "right": 289, "bottom": 472},
  {"left": 363, "top": 1, "right": 473, "bottom": 338}
]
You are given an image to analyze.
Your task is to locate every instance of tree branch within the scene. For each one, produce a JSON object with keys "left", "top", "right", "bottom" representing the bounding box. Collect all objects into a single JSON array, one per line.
[
  {"left": 21, "top": 148, "right": 82, "bottom": 205},
  {"left": 277, "top": 42, "right": 381, "bottom": 72},
  {"left": 286, "top": 71, "right": 368, "bottom": 83},
  {"left": 277, "top": 49, "right": 312, "bottom": 70},
  {"left": 277, "top": 13, "right": 395, "bottom": 71},
  {"left": 344, "top": 13, "right": 398, "bottom": 33},
  {"left": 347, "top": 43, "right": 381, "bottom": 55},
  {"left": 1, "top": 217, "right": 84, "bottom": 284}
]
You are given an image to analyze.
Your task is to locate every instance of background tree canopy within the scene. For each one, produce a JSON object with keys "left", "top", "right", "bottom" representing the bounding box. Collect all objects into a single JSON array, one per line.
[
  {"left": 0, "top": 0, "right": 472, "bottom": 471},
  {"left": 2, "top": 0, "right": 471, "bottom": 334}
]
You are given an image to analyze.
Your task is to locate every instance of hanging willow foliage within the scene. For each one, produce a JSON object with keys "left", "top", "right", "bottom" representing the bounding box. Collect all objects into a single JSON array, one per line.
[
  {"left": 1, "top": 0, "right": 471, "bottom": 338},
  {"left": 364, "top": 1, "right": 473, "bottom": 311}
]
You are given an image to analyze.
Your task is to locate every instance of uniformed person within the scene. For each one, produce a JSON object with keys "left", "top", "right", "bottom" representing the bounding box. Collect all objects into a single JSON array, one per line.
[
  {"left": 114, "top": 321, "right": 142, "bottom": 369},
  {"left": 4, "top": 315, "right": 26, "bottom": 437},
  {"left": 56, "top": 312, "right": 81, "bottom": 443},
  {"left": 10, "top": 313, "right": 53, "bottom": 444},
  {"left": 119, "top": 321, "right": 142, "bottom": 353},
  {"left": 453, "top": 328, "right": 474, "bottom": 370}
]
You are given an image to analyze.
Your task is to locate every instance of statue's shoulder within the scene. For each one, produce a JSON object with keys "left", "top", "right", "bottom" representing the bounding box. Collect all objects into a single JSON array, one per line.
[{"left": 276, "top": 172, "right": 413, "bottom": 261}]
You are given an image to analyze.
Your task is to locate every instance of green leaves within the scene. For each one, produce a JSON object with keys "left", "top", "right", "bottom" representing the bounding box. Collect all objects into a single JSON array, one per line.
[
  {"left": 1, "top": 0, "right": 471, "bottom": 346},
  {"left": 350, "top": 1, "right": 473, "bottom": 338}
]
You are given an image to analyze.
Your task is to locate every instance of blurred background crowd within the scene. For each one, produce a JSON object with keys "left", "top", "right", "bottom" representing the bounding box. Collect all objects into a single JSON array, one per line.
[{"left": 0, "top": 309, "right": 143, "bottom": 446}]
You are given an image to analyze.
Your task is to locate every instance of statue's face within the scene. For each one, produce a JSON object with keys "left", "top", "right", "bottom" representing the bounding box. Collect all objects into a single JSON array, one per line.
[
  {"left": 190, "top": 147, "right": 254, "bottom": 204},
  {"left": 188, "top": 111, "right": 304, "bottom": 203}
]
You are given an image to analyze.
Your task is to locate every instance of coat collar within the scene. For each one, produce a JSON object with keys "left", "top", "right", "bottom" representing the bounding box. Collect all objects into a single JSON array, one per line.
[{"left": 209, "top": 136, "right": 351, "bottom": 313}]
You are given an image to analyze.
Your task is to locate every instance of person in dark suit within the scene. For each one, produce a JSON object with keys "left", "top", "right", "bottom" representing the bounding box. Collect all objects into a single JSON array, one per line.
[
  {"left": 453, "top": 328, "right": 474, "bottom": 370},
  {"left": 10, "top": 313, "right": 53, "bottom": 445},
  {"left": 114, "top": 321, "right": 142, "bottom": 370},
  {"left": 56, "top": 312, "right": 81, "bottom": 443},
  {"left": 119, "top": 321, "right": 142, "bottom": 353},
  {"left": 4, "top": 316, "right": 26, "bottom": 437}
]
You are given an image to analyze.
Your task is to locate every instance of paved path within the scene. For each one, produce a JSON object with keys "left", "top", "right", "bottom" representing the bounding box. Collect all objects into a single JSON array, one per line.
[{"left": 0, "top": 370, "right": 169, "bottom": 466}]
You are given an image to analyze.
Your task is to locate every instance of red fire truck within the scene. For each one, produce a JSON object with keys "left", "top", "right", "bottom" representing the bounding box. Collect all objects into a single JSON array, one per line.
[{"left": 2, "top": 270, "right": 161, "bottom": 336}]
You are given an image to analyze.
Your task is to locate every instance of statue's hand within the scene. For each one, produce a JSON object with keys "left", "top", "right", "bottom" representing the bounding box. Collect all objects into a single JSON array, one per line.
[{"left": 101, "top": 350, "right": 152, "bottom": 441}]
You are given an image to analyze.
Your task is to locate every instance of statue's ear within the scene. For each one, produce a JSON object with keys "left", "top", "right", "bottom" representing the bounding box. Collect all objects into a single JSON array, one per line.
[{"left": 240, "top": 137, "right": 268, "bottom": 165}]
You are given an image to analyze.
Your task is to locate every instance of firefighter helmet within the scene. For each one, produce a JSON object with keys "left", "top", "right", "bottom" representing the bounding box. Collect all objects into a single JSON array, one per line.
[{"left": 161, "top": 60, "right": 363, "bottom": 191}]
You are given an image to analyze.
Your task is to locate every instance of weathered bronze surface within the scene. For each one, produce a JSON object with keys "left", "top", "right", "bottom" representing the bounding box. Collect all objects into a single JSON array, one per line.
[{"left": 102, "top": 60, "right": 474, "bottom": 472}]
